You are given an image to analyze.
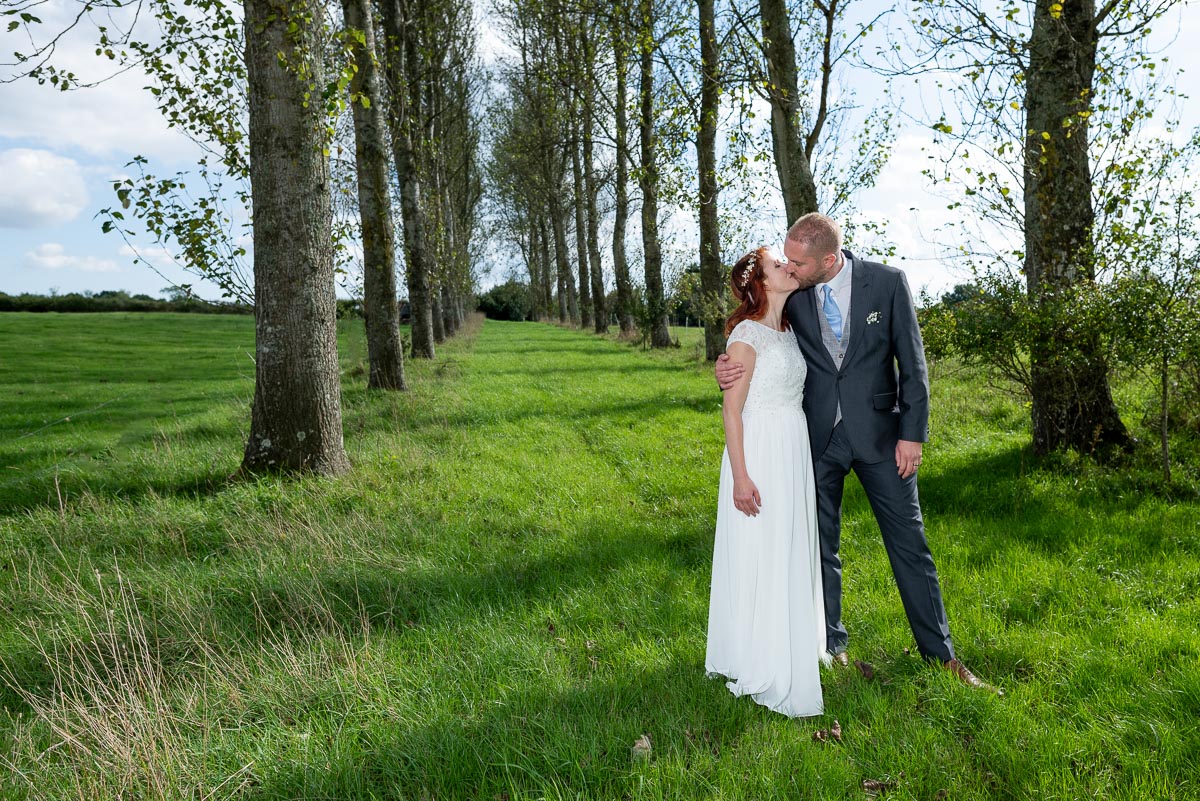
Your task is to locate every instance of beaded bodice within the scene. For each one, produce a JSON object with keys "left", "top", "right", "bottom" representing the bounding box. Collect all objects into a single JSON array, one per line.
[{"left": 726, "top": 319, "right": 807, "bottom": 415}]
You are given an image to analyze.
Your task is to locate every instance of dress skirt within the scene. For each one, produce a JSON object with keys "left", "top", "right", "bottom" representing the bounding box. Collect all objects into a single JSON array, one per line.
[{"left": 705, "top": 407, "right": 827, "bottom": 718}]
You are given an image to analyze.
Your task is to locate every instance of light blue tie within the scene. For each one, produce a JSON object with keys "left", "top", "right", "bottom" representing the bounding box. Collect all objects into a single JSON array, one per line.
[{"left": 822, "top": 285, "right": 843, "bottom": 341}]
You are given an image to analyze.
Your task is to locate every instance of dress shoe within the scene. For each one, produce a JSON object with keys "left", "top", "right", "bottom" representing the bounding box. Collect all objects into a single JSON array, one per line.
[
  {"left": 830, "top": 651, "right": 876, "bottom": 678},
  {"left": 944, "top": 659, "right": 1003, "bottom": 695}
]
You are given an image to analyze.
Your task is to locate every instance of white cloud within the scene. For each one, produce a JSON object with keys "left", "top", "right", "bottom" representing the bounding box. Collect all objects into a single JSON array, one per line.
[
  {"left": 857, "top": 132, "right": 1022, "bottom": 296},
  {"left": 0, "top": 2, "right": 209, "bottom": 164},
  {"left": 25, "top": 242, "right": 119, "bottom": 272},
  {"left": 0, "top": 148, "right": 89, "bottom": 228},
  {"left": 118, "top": 243, "right": 176, "bottom": 271}
]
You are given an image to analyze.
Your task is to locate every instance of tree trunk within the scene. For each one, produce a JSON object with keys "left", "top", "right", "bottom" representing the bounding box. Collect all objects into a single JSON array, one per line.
[
  {"left": 441, "top": 282, "right": 457, "bottom": 336},
  {"left": 1160, "top": 351, "right": 1170, "bottom": 481},
  {"left": 1023, "top": 0, "right": 1128, "bottom": 454},
  {"left": 570, "top": 136, "right": 594, "bottom": 330},
  {"left": 582, "top": 29, "right": 608, "bottom": 335},
  {"left": 637, "top": 0, "right": 671, "bottom": 348},
  {"left": 611, "top": 5, "right": 636, "bottom": 335},
  {"left": 431, "top": 277, "right": 446, "bottom": 342},
  {"left": 343, "top": 0, "right": 406, "bottom": 390},
  {"left": 381, "top": 0, "right": 435, "bottom": 360},
  {"left": 241, "top": 0, "right": 350, "bottom": 475},
  {"left": 525, "top": 219, "right": 541, "bottom": 319},
  {"left": 698, "top": 0, "right": 724, "bottom": 361},
  {"left": 538, "top": 214, "right": 554, "bottom": 319},
  {"left": 549, "top": 193, "right": 578, "bottom": 324},
  {"left": 759, "top": 0, "right": 819, "bottom": 222}
]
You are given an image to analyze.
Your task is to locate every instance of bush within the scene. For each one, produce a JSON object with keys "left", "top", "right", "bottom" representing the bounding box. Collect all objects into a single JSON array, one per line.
[
  {"left": 0, "top": 291, "right": 251, "bottom": 315},
  {"left": 477, "top": 280, "right": 531, "bottom": 321}
]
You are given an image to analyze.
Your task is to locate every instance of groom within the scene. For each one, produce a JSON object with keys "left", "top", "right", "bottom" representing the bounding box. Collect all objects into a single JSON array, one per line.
[{"left": 716, "top": 213, "right": 998, "bottom": 693}]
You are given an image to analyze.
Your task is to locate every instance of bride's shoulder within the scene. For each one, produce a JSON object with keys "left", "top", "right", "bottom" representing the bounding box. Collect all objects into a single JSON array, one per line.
[{"left": 726, "top": 319, "right": 764, "bottom": 350}]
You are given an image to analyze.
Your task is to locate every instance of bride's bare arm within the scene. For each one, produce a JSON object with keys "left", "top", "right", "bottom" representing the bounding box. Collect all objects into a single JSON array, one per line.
[{"left": 722, "top": 342, "right": 761, "bottom": 516}]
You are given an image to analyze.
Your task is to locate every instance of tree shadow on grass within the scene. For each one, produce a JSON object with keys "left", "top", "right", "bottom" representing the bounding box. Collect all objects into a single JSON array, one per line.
[
  {"left": 0, "top": 462, "right": 237, "bottom": 518},
  {"left": 914, "top": 442, "right": 1188, "bottom": 558},
  {"left": 0, "top": 514, "right": 718, "bottom": 718},
  {"left": 239, "top": 659, "right": 757, "bottom": 800}
]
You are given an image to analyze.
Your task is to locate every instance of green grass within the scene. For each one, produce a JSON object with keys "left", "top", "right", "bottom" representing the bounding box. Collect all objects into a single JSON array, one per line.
[{"left": 0, "top": 312, "right": 1197, "bottom": 800}]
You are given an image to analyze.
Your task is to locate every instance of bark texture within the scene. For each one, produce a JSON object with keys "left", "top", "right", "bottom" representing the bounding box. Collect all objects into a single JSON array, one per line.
[
  {"left": 611, "top": 6, "right": 636, "bottom": 335},
  {"left": 570, "top": 137, "right": 594, "bottom": 329},
  {"left": 381, "top": 0, "right": 436, "bottom": 359},
  {"left": 1024, "top": 0, "right": 1128, "bottom": 454},
  {"left": 242, "top": 0, "right": 350, "bottom": 475},
  {"left": 343, "top": 0, "right": 406, "bottom": 390},
  {"left": 759, "top": 0, "right": 819, "bottom": 223},
  {"left": 637, "top": 0, "right": 671, "bottom": 347},
  {"left": 698, "top": 0, "right": 724, "bottom": 360}
]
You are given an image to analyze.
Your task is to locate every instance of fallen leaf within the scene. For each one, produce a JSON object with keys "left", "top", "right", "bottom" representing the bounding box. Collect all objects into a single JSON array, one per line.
[
  {"left": 854, "top": 659, "right": 876, "bottom": 680},
  {"left": 862, "top": 778, "right": 897, "bottom": 796},
  {"left": 934, "top": 790, "right": 949, "bottom": 800},
  {"left": 585, "top": 639, "right": 596, "bottom": 650},
  {"left": 546, "top": 620, "right": 556, "bottom": 634},
  {"left": 830, "top": 719, "right": 843, "bottom": 743},
  {"left": 631, "top": 733, "right": 652, "bottom": 762},
  {"left": 812, "top": 728, "right": 827, "bottom": 743}
]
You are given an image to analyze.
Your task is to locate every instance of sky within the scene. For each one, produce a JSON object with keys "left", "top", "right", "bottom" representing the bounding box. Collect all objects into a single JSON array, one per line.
[{"left": 1, "top": 1, "right": 1198, "bottom": 301}]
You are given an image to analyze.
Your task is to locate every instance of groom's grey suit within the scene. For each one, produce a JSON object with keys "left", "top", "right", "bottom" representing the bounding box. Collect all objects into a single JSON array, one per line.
[{"left": 784, "top": 250, "right": 955, "bottom": 662}]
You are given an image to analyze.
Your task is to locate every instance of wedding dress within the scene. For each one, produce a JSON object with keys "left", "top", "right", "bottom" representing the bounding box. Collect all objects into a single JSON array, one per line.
[{"left": 705, "top": 318, "right": 827, "bottom": 718}]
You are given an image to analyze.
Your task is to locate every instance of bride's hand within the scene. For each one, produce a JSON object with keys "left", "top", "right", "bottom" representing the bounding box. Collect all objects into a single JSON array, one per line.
[{"left": 733, "top": 475, "right": 762, "bottom": 517}]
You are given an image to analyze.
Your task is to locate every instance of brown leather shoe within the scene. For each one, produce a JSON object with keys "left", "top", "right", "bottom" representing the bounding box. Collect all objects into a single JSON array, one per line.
[
  {"left": 944, "top": 659, "right": 1003, "bottom": 695},
  {"left": 830, "top": 651, "right": 876, "bottom": 679}
]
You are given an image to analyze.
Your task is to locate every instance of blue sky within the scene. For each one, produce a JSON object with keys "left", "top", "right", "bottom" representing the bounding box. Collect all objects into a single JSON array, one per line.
[{"left": 2, "top": 1, "right": 1198, "bottom": 301}]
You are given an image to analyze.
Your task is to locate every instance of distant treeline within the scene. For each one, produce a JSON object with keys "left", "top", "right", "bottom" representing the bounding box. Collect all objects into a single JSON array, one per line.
[
  {"left": 0, "top": 290, "right": 252, "bottom": 315},
  {"left": 0, "top": 291, "right": 385, "bottom": 319}
]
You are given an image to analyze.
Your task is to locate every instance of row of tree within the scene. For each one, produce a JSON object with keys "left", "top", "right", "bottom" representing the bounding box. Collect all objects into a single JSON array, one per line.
[
  {"left": 6, "top": 0, "right": 1197, "bottom": 467},
  {"left": 486, "top": 0, "right": 889, "bottom": 358},
  {"left": 483, "top": 0, "right": 1194, "bottom": 460},
  {"left": 4, "top": 0, "right": 486, "bottom": 474}
]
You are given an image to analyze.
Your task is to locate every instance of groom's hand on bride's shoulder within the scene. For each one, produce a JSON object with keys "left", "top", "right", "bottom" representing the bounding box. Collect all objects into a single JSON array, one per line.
[{"left": 715, "top": 353, "right": 744, "bottom": 391}]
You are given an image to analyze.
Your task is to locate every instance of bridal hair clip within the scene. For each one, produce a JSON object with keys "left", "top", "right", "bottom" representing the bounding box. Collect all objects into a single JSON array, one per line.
[{"left": 738, "top": 255, "right": 757, "bottom": 288}]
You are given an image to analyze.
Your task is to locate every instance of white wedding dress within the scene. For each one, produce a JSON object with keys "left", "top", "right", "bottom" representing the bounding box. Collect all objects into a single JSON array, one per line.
[{"left": 705, "top": 319, "right": 827, "bottom": 718}]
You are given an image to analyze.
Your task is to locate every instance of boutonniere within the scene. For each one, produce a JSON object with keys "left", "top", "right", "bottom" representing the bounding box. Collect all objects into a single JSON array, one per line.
[{"left": 866, "top": 311, "right": 882, "bottom": 325}]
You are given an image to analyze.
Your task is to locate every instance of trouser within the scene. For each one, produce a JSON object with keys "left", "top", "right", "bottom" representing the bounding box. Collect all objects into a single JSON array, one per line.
[{"left": 815, "top": 421, "right": 955, "bottom": 662}]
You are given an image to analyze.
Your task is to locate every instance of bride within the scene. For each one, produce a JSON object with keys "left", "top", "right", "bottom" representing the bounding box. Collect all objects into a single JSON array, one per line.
[{"left": 705, "top": 246, "right": 827, "bottom": 718}]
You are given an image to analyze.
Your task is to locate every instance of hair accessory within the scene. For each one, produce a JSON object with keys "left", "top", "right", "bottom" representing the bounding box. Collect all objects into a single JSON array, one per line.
[{"left": 738, "top": 255, "right": 757, "bottom": 288}]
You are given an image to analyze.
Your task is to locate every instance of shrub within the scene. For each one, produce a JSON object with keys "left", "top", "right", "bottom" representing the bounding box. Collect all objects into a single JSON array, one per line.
[{"left": 477, "top": 280, "right": 531, "bottom": 321}]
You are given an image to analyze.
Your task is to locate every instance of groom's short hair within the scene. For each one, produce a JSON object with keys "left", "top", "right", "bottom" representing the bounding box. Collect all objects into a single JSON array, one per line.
[{"left": 786, "top": 213, "right": 842, "bottom": 257}]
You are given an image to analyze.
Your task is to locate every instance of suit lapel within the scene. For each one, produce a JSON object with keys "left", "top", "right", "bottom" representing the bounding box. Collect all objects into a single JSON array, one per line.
[{"left": 839, "top": 253, "right": 871, "bottom": 369}]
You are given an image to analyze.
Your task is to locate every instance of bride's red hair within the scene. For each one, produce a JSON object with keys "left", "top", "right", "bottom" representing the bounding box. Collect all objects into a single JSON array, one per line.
[{"left": 725, "top": 247, "right": 789, "bottom": 336}]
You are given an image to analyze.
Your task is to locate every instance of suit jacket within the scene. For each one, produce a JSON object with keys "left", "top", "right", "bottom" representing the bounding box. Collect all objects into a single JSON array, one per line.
[{"left": 784, "top": 250, "right": 930, "bottom": 462}]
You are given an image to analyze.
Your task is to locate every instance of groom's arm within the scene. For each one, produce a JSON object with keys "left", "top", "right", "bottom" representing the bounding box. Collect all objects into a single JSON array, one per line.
[{"left": 891, "top": 270, "right": 930, "bottom": 444}]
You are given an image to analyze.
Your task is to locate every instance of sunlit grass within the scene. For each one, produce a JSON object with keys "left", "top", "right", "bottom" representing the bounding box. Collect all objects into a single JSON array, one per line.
[{"left": 0, "top": 312, "right": 1197, "bottom": 799}]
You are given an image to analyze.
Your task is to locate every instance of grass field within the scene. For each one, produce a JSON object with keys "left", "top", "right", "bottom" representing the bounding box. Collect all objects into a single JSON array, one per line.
[{"left": 0, "top": 312, "right": 1197, "bottom": 800}]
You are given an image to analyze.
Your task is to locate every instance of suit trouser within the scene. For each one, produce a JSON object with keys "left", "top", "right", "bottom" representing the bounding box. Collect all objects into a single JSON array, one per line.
[{"left": 815, "top": 421, "right": 955, "bottom": 662}]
